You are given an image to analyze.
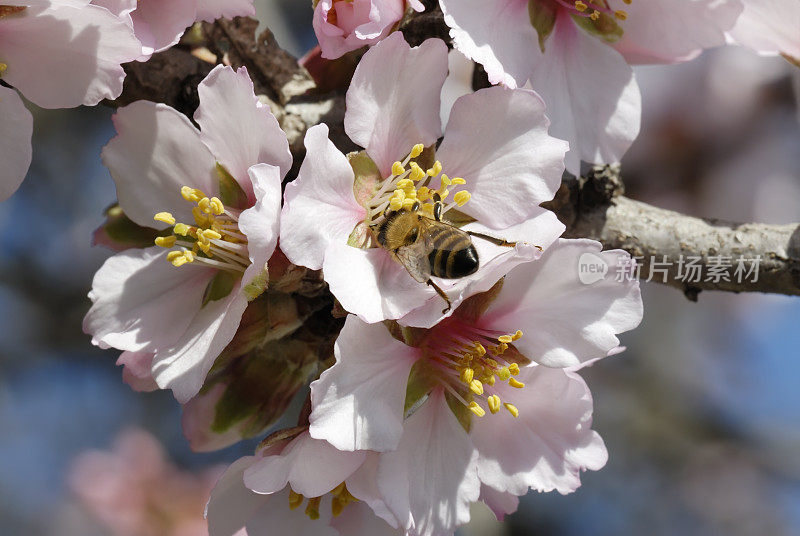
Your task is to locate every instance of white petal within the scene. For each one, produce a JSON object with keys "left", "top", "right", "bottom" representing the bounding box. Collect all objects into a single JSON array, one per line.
[
  {"left": 83, "top": 247, "right": 214, "bottom": 353},
  {"left": 330, "top": 501, "right": 400, "bottom": 536},
  {"left": 345, "top": 453, "right": 399, "bottom": 529},
  {"left": 129, "top": 0, "right": 196, "bottom": 55},
  {"left": 472, "top": 366, "right": 608, "bottom": 495},
  {"left": 280, "top": 124, "right": 364, "bottom": 270},
  {"left": 613, "top": 0, "right": 743, "bottom": 64},
  {"left": 0, "top": 2, "right": 140, "bottom": 108},
  {"left": 207, "top": 456, "right": 268, "bottom": 536},
  {"left": 378, "top": 390, "right": 480, "bottom": 536},
  {"left": 728, "top": 0, "right": 800, "bottom": 58},
  {"left": 102, "top": 101, "right": 218, "bottom": 228},
  {"left": 195, "top": 0, "right": 256, "bottom": 22},
  {"left": 481, "top": 239, "right": 643, "bottom": 368},
  {"left": 310, "top": 316, "right": 418, "bottom": 452},
  {"left": 479, "top": 485, "right": 519, "bottom": 522},
  {"left": 528, "top": 12, "right": 641, "bottom": 174},
  {"left": 244, "top": 432, "right": 367, "bottom": 498},
  {"left": 345, "top": 32, "right": 447, "bottom": 175},
  {"left": 0, "top": 86, "right": 32, "bottom": 201},
  {"left": 117, "top": 351, "right": 158, "bottom": 392},
  {"left": 152, "top": 286, "right": 248, "bottom": 403},
  {"left": 239, "top": 164, "right": 282, "bottom": 288},
  {"left": 440, "top": 0, "right": 537, "bottom": 87},
  {"left": 436, "top": 87, "right": 567, "bottom": 228},
  {"left": 195, "top": 65, "right": 291, "bottom": 198},
  {"left": 244, "top": 488, "right": 337, "bottom": 536},
  {"left": 182, "top": 383, "right": 247, "bottom": 452}
]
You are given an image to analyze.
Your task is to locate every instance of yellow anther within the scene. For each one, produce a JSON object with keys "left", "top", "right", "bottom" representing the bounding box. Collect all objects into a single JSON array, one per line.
[
  {"left": 469, "top": 401, "right": 486, "bottom": 417},
  {"left": 453, "top": 191, "right": 471, "bottom": 207},
  {"left": 622, "top": 0, "right": 631, "bottom": 3},
  {"left": 181, "top": 186, "right": 206, "bottom": 202},
  {"left": 209, "top": 197, "right": 224, "bottom": 215},
  {"left": 474, "top": 343, "right": 486, "bottom": 356},
  {"left": 498, "top": 334, "right": 513, "bottom": 344},
  {"left": 437, "top": 188, "right": 450, "bottom": 200},
  {"left": 197, "top": 241, "right": 211, "bottom": 254},
  {"left": 173, "top": 223, "right": 191, "bottom": 236},
  {"left": 574, "top": 1, "right": 587, "bottom": 11},
  {"left": 469, "top": 379, "right": 484, "bottom": 395},
  {"left": 154, "top": 212, "right": 176, "bottom": 225},
  {"left": 396, "top": 178, "right": 414, "bottom": 190},
  {"left": 389, "top": 198, "right": 404, "bottom": 211},
  {"left": 590, "top": 10, "right": 600, "bottom": 20},
  {"left": 330, "top": 482, "right": 346, "bottom": 496},
  {"left": 504, "top": 403, "right": 520, "bottom": 418},
  {"left": 409, "top": 162, "right": 425, "bottom": 182},
  {"left": 427, "top": 161, "right": 442, "bottom": 177},
  {"left": 201, "top": 229, "right": 222, "bottom": 241},
  {"left": 487, "top": 395, "right": 501, "bottom": 414},
  {"left": 410, "top": 144, "right": 424, "bottom": 158},
  {"left": 392, "top": 189, "right": 406, "bottom": 202},
  {"left": 166, "top": 251, "right": 183, "bottom": 262},
  {"left": 331, "top": 497, "right": 345, "bottom": 518},
  {"left": 402, "top": 198, "right": 416, "bottom": 210},
  {"left": 288, "top": 490, "right": 304, "bottom": 510},
  {"left": 0, "top": 63, "right": 7, "bottom": 75},
  {"left": 614, "top": 10, "right": 627, "bottom": 20},
  {"left": 441, "top": 174, "right": 451, "bottom": 186},
  {"left": 392, "top": 161, "right": 405, "bottom": 176},
  {"left": 484, "top": 374, "right": 496, "bottom": 386},
  {"left": 508, "top": 363, "right": 520, "bottom": 376},
  {"left": 460, "top": 367, "right": 474, "bottom": 384},
  {"left": 496, "top": 342, "right": 509, "bottom": 355},
  {"left": 508, "top": 378, "right": 525, "bottom": 389},
  {"left": 450, "top": 177, "right": 466, "bottom": 185},
  {"left": 198, "top": 197, "right": 213, "bottom": 214},
  {"left": 154, "top": 236, "right": 176, "bottom": 248},
  {"left": 417, "top": 186, "right": 431, "bottom": 201},
  {"left": 497, "top": 367, "right": 511, "bottom": 381},
  {"left": 512, "top": 329, "right": 523, "bottom": 341},
  {"left": 305, "top": 497, "right": 321, "bottom": 520}
]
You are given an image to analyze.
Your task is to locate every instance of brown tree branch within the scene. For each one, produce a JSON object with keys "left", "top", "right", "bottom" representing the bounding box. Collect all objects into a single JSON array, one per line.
[{"left": 110, "top": 17, "right": 800, "bottom": 301}]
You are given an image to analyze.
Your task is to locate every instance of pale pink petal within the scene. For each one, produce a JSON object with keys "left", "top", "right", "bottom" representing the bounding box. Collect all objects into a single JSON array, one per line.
[
  {"left": 152, "top": 286, "right": 248, "bottom": 402},
  {"left": 83, "top": 247, "right": 215, "bottom": 353},
  {"left": 195, "top": 65, "right": 291, "bottom": 199},
  {"left": 117, "top": 351, "right": 158, "bottom": 392},
  {"left": 0, "top": 2, "right": 140, "bottom": 108},
  {"left": 91, "top": 0, "right": 136, "bottom": 18},
  {"left": 330, "top": 501, "right": 400, "bottom": 536},
  {"left": 322, "top": 241, "right": 434, "bottom": 323},
  {"left": 244, "top": 432, "right": 367, "bottom": 498},
  {"left": 728, "top": 0, "right": 800, "bottom": 59},
  {"left": 129, "top": 0, "right": 196, "bottom": 55},
  {"left": 244, "top": 488, "right": 337, "bottom": 536},
  {"left": 479, "top": 485, "right": 519, "bottom": 521},
  {"left": 436, "top": 87, "right": 567, "bottom": 228},
  {"left": 440, "top": 0, "right": 537, "bottom": 88},
  {"left": 481, "top": 239, "right": 643, "bottom": 368},
  {"left": 528, "top": 12, "right": 641, "bottom": 173},
  {"left": 399, "top": 208, "right": 565, "bottom": 328},
  {"left": 309, "top": 316, "right": 419, "bottom": 451},
  {"left": 206, "top": 456, "right": 269, "bottom": 536},
  {"left": 102, "top": 101, "right": 218, "bottom": 228},
  {"left": 345, "top": 32, "right": 447, "bottom": 176},
  {"left": 239, "top": 164, "right": 282, "bottom": 288},
  {"left": 440, "top": 49, "right": 474, "bottom": 128},
  {"left": 472, "top": 366, "right": 607, "bottom": 495},
  {"left": 280, "top": 124, "right": 364, "bottom": 270},
  {"left": 378, "top": 390, "right": 480, "bottom": 536},
  {"left": 195, "top": 0, "right": 256, "bottom": 22},
  {"left": 0, "top": 86, "right": 32, "bottom": 201},
  {"left": 345, "top": 453, "right": 399, "bottom": 528},
  {"left": 314, "top": 0, "right": 405, "bottom": 60},
  {"left": 613, "top": 0, "right": 743, "bottom": 64},
  {"left": 182, "top": 383, "right": 247, "bottom": 452}
]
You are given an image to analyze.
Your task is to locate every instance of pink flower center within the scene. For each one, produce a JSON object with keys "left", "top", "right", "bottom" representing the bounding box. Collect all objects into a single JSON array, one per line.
[
  {"left": 422, "top": 319, "right": 526, "bottom": 418},
  {"left": 364, "top": 143, "right": 472, "bottom": 229},
  {"left": 552, "top": 0, "right": 630, "bottom": 21},
  {"left": 152, "top": 186, "right": 249, "bottom": 274},
  {"left": 288, "top": 482, "right": 358, "bottom": 520}
]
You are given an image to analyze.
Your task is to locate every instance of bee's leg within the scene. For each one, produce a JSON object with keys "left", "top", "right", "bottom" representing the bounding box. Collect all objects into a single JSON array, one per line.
[
  {"left": 432, "top": 193, "right": 443, "bottom": 222},
  {"left": 466, "top": 231, "right": 520, "bottom": 248},
  {"left": 427, "top": 279, "right": 452, "bottom": 314}
]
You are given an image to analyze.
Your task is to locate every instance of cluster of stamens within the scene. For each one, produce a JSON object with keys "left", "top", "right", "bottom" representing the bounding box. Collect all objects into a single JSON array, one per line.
[
  {"left": 557, "top": 0, "right": 630, "bottom": 21},
  {"left": 364, "top": 143, "right": 471, "bottom": 227},
  {"left": 288, "top": 482, "right": 358, "bottom": 520},
  {"left": 426, "top": 326, "right": 526, "bottom": 419},
  {"left": 153, "top": 186, "right": 249, "bottom": 273}
]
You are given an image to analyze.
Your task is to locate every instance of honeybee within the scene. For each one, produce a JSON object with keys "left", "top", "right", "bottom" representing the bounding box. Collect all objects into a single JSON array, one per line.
[{"left": 374, "top": 194, "right": 515, "bottom": 313}]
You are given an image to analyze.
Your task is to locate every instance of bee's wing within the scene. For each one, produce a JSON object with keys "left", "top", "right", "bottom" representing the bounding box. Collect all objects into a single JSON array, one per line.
[{"left": 395, "top": 239, "right": 432, "bottom": 283}]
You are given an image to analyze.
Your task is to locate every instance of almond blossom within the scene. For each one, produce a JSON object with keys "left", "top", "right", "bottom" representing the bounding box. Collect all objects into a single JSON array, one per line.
[
  {"left": 280, "top": 32, "right": 568, "bottom": 326},
  {"left": 83, "top": 64, "right": 292, "bottom": 403},
  {"left": 307, "top": 239, "right": 642, "bottom": 535},
  {"left": 93, "top": 0, "right": 255, "bottom": 58},
  {"left": 0, "top": 0, "right": 141, "bottom": 200},
  {"left": 313, "top": 0, "right": 424, "bottom": 59},
  {"left": 727, "top": 0, "right": 800, "bottom": 61},
  {"left": 206, "top": 430, "right": 399, "bottom": 536},
  {"left": 439, "top": 0, "right": 743, "bottom": 172}
]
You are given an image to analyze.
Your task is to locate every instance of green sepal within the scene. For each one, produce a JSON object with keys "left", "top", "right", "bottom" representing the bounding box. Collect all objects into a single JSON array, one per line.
[
  {"left": 95, "top": 204, "right": 164, "bottom": 250},
  {"left": 216, "top": 162, "right": 249, "bottom": 209},
  {"left": 529, "top": 0, "right": 557, "bottom": 52},
  {"left": 243, "top": 266, "right": 269, "bottom": 301},
  {"left": 404, "top": 359, "right": 439, "bottom": 417},
  {"left": 445, "top": 390, "right": 472, "bottom": 434},
  {"left": 572, "top": 11, "right": 624, "bottom": 44},
  {"left": 202, "top": 270, "right": 238, "bottom": 307},
  {"left": 348, "top": 151, "right": 383, "bottom": 208}
]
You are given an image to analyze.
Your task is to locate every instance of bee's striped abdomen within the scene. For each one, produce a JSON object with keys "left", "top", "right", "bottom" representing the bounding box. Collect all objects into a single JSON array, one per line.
[{"left": 427, "top": 226, "right": 479, "bottom": 279}]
